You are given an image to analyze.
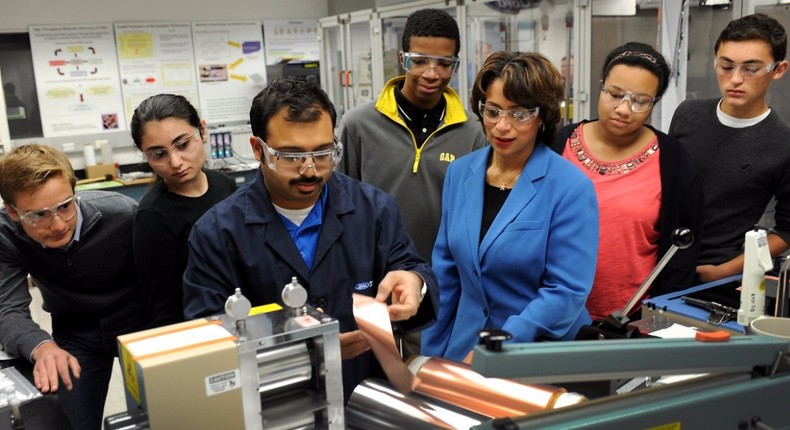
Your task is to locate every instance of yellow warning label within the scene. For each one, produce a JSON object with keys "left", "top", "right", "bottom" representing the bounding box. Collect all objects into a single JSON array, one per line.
[
  {"left": 645, "top": 422, "right": 681, "bottom": 430},
  {"left": 249, "top": 303, "right": 282, "bottom": 316},
  {"left": 120, "top": 344, "right": 140, "bottom": 405}
]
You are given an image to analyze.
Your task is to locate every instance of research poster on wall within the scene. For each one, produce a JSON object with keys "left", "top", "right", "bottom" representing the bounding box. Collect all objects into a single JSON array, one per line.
[
  {"left": 29, "top": 24, "right": 126, "bottom": 137},
  {"left": 115, "top": 22, "right": 199, "bottom": 125},
  {"left": 192, "top": 21, "right": 267, "bottom": 125},
  {"left": 263, "top": 19, "right": 319, "bottom": 65}
]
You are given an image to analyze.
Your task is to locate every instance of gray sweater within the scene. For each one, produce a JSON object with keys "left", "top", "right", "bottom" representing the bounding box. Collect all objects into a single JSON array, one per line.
[
  {"left": 669, "top": 98, "right": 790, "bottom": 265},
  {"left": 0, "top": 190, "right": 142, "bottom": 360},
  {"left": 338, "top": 77, "right": 488, "bottom": 262}
]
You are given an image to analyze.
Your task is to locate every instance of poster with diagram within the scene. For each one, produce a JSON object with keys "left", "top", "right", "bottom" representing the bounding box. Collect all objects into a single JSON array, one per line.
[
  {"left": 263, "top": 19, "right": 319, "bottom": 65},
  {"left": 29, "top": 24, "right": 126, "bottom": 137},
  {"left": 192, "top": 21, "right": 267, "bottom": 125},
  {"left": 115, "top": 22, "right": 199, "bottom": 125}
]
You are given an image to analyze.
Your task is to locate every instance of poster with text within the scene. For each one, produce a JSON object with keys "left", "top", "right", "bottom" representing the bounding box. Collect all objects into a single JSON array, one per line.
[
  {"left": 29, "top": 24, "right": 126, "bottom": 137},
  {"left": 115, "top": 22, "right": 199, "bottom": 125},
  {"left": 192, "top": 21, "right": 267, "bottom": 125},
  {"left": 263, "top": 19, "right": 319, "bottom": 65}
]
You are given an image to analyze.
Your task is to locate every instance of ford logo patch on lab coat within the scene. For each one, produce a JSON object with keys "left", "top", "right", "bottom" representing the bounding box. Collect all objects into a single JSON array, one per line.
[{"left": 354, "top": 281, "right": 373, "bottom": 291}]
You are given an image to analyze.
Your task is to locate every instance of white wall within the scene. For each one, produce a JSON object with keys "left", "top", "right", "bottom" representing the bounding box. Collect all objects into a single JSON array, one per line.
[
  {"left": 0, "top": 0, "right": 328, "bottom": 32},
  {"left": 1, "top": 0, "right": 329, "bottom": 169}
]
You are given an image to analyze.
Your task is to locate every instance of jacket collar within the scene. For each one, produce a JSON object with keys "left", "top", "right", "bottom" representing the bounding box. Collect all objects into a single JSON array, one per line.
[
  {"left": 243, "top": 168, "right": 355, "bottom": 280},
  {"left": 375, "top": 76, "right": 469, "bottom": 126}
]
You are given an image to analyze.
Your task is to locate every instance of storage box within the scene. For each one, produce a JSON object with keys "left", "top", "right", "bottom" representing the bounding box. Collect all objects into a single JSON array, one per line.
[
  {"left": 117, "top": 319, "right": 245, "bottom": 429},
  {"left": 84, "top": 163, "right": 116, "bottom": 179}
]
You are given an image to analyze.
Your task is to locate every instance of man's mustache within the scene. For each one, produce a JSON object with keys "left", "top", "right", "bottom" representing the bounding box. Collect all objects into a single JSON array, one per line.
[{"left": 290, "top": 176, "right": 323, "bottom": 186}]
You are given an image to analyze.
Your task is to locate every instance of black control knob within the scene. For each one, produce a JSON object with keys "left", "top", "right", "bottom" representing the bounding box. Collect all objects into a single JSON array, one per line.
[
  {"left": 671, "top": 228, "right": 694, "bottom": 249},
  {"left": 478, "top": 328, "right": 512, "bottom": 352}
]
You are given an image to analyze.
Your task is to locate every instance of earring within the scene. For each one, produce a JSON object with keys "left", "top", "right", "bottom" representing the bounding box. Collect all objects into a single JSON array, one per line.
[{"left": 540, "top": 124, "right": 545, "bottom": 132}]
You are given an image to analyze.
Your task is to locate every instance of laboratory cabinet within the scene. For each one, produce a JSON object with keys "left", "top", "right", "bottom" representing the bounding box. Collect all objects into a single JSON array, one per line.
[{"left": 317, "top": 0, "right": 790, "bottom": 130}]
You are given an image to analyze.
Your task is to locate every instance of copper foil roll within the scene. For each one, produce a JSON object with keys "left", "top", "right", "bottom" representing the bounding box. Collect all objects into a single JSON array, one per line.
[
  {"left": 408, "top": 356, "right": 585, "bottom": 418},
  {"left": 346, "top": 379, "right": 486, "bottom": 430}
]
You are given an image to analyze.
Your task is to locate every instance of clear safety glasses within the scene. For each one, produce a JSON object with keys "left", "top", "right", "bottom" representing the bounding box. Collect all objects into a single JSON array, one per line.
[
  {"left": 257, "top": 138, "right": 343, "bottom": 175},
  {"left": 11, "top": 195, "right": 79, "bottom": 229},
  {"left": 143, "top": 129, "right": 202, "bottom": 165},
  {"left": 600, "top": 84, "right": 658, "bottom": 113},
  {"left": 714, "top": 59, "right": 779, "bottom": 79},
  {"left": 478, "top": 101, "right": 540, "bottom": 125},
  {"left": 402, "top": 52, "right": 460, "bottom": 78}
]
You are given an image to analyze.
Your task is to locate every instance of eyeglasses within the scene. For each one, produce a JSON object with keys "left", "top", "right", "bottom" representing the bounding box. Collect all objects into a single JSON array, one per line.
[
  {"left": 143, "top": 129, "right": 202, "bottom": 165},
  {"left": 257, "top": 138, "right": 343, "bottom": 175},
  {"left": 600, "top": 84, "right": 658, "bottom": 113},
  {"left": 11, "top": 195, "right": 79, "bottom": 229},
  {"left": 714, "top": 59, "right": 779, "bottom": 79},
  {"left": 402, "top": 52, "right": 460, "bottom": 78},
  {"left": 478, "top": 101, "right": 540, "bottom": 125}
]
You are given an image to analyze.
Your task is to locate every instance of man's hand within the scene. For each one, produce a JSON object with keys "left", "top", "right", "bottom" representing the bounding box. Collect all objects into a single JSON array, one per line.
[
  {"left": 339, "top": 330, "right": 371, "bottom": 360},
  {"left": 31, "top": 341, "right": 80, "bottom": 393},
  {"left": 375, "top": 270, "right": 423, "bottom": 321}
]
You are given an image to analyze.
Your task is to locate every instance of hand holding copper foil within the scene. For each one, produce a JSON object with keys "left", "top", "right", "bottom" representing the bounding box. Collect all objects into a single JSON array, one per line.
[
  {"left": 375, "top": 270, "right": 422, "bottom": 321},
  {"left": 353, "top": 293, "right": 420, "bottom": 394}
]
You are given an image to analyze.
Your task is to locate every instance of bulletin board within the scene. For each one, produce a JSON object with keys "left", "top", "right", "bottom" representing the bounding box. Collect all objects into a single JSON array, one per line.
[{"left": 26, "top": 19, "right": 275, "bottom": 138}]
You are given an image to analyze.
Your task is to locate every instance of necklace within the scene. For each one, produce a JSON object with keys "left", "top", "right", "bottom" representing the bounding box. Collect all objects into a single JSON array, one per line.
[
  {"left": 493, "top": 159, "right": 522, "bottom": 191},
  {"left": 569, "top": 127, "right": 658, "bottom": 175}
]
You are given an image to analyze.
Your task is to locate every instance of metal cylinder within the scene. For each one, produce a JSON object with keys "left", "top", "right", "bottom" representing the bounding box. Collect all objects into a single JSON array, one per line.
[
  {"left": 256, "top": 342, "right": 312, "bottom": 395},
  {"left": 346, "top": 379, "right": 486, "bottom": 430},
  {"left": 407, "top": 355, "right": 586, "bottom": 418}
]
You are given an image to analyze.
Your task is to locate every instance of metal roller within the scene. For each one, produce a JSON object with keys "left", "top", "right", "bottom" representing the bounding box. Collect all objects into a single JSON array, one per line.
[
  {"left": 257, "top": 342, "right": 313, "bottom": 395},
  {"left": 346, "top": 379, "right": 486, "bottom": 430}
]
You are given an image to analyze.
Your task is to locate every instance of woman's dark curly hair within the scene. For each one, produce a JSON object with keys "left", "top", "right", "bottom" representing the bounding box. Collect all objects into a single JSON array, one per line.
[{"left": 471, "top": 51, "right": 564, "bottom": 144}]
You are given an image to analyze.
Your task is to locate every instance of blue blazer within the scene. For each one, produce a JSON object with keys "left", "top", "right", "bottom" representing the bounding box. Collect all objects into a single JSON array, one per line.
[{"left": 422, "top": 144, "right": 599, "bottom": 361}]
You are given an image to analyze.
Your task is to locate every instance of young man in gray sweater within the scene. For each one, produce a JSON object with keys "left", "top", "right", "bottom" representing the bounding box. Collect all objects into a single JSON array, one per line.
[
  {"left": 669, "top": 13, "right": 790, "bottom": 283},
  {"left": 338, "top": 8, "right": 487, "bottom": 264},
  {"left": 0, "top": 144, "right": 147, "bottom": 430}
]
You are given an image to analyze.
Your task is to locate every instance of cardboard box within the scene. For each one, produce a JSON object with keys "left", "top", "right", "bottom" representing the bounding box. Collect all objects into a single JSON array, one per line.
[
  {"left": 117, "top": 319, "right": 246, "bottom": 430},
  {"left": 85, "top": 163, "right": 116, "bottom": 179}
]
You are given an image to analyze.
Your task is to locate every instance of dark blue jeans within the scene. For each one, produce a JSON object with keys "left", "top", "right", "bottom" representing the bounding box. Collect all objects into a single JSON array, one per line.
[{"left": 51, "top": 312, "right": 147, "bottom": 430}]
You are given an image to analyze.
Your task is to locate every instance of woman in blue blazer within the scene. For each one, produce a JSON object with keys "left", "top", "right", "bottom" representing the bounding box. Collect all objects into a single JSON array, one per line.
[{"left": 421, "top": 51, "right": 599, "bottom": 362}]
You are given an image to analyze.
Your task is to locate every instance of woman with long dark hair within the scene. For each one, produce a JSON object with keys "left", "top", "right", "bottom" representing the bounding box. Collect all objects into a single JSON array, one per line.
[{"left": 130, "top": 94, "right": 236, "bottom": 327}]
